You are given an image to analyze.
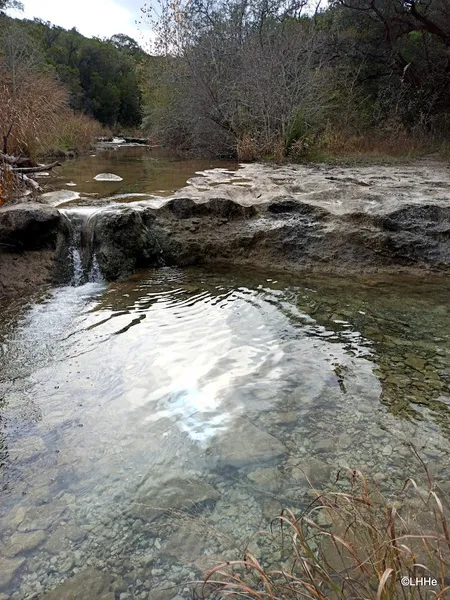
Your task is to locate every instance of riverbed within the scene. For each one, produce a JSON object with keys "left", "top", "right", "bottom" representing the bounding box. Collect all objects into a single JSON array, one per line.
[{"left": 0, "top": 147, "right": 449, "bottom": 599}]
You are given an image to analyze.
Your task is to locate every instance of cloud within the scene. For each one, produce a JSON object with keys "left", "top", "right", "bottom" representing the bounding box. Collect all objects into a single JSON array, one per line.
[{"left": 9, "top": 0, "right": 146, "bottom": 40}]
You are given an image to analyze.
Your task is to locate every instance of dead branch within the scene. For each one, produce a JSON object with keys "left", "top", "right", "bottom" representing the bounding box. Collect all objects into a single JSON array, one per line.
[{"left": 12, "top": 160, "right": 61, "bottom": 173}]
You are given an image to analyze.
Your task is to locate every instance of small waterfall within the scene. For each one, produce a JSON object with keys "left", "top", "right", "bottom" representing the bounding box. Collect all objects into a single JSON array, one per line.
[
  {"left": 62, "top": 209, "right": 103, "bottom": 286},
  {"left": 71, "top": 246, "right": 84, "bottom": 286}
]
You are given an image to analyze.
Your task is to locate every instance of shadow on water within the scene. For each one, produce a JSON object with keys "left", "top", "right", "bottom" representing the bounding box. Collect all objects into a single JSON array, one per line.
[{"left": 0, "top": 266, "right": 449, "bottom": 598}]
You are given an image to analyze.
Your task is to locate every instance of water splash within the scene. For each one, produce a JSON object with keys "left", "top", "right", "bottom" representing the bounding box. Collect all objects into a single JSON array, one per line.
[
  {"left": 88, "top": 254, "right": 103, "bottom": 283},
  {"left": 63, "top": 209, "right": 103, "bottom": 286},
  {"left": 71, "top": 246, "right": 84, "bottom": 286}
]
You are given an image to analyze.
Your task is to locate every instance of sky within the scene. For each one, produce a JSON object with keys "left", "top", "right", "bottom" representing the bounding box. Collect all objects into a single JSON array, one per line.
[{"left": 7, "top": 0, "right": 152, "bottom": 43}]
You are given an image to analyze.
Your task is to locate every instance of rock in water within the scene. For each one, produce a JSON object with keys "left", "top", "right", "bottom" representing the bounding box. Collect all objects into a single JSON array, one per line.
[
  {"left": 2, "top": 530, "right": 46, "bottom": 558},
  {"left": 41, "top": 569, "right": 114, "bottom": 600},
  {"left": 0, "top": 556, "right": 25, "bottom": 589},
  {"left": 93, "top": 173, "right": 123, "bottom": 182},
  {"left": 209, "top": 418, "right": 287, "bottom": 468},
  {"left": 129, "top": 476, "right": 220, "bottom": 521}
]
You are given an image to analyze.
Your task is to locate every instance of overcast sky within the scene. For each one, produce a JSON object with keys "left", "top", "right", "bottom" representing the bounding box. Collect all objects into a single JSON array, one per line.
[{"left": 8, "top": 0, "right": 152, "bottom": 43}]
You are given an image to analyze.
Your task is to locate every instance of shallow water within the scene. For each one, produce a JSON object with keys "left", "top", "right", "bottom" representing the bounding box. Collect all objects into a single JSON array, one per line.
[
  {"left": 0, "top": 267, "right": 449, "bottom": 598},
  {"left": 43, "top": 146, "right": 238, "bottom": 205}
]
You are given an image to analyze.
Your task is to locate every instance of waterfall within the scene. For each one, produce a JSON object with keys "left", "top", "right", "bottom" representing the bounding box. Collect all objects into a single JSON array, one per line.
[
  {"left": 62, "top": 209, "right": 104, "bottom": 286},
  {"left": 71, "top": 246, "right": 84, "bottom": 286}
]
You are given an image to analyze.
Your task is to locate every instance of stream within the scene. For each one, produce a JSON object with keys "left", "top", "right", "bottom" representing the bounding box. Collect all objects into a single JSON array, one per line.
[{"left": 0, "top": 146, "right": 449, "bottom": 599}]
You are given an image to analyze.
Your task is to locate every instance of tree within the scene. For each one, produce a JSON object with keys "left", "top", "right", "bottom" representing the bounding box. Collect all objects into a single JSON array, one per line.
[
  {"left": 141, "top": 0, "right": 342, "bottom": 156},
  {"left": 0, "top": 1, "right": 23, "bottom": 13},
  {"left": 0, "top": 22, "right": 67, "bottom": 156},
  {"left": 109, "top": 34, "right": 142, "bottom": 56},
  {"left": 332, "top": 0, "right": 450, "bottom": 132}
]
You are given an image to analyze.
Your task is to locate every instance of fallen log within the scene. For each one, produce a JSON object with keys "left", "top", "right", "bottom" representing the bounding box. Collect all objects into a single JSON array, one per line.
[
  {"left": 19, "top": 172, "right": 42, "bottom": 192},
  {"left": 0, "top": 152, "right": 37, "bottom": 168},
  {"left": 12, "top": 160, "right": 62, "bottom": 173}
]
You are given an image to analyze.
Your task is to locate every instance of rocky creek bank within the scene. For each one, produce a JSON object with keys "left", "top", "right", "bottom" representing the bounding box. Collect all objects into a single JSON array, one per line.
[{"left": 1, "top": 162, "right": 450, "bottom": 296}]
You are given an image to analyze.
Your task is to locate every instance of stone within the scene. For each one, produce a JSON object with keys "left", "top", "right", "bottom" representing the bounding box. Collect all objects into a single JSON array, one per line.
[
  {"left": 209, "top": 418, "right": 287, "bottom": 468},
  {"left": 44, "top": 525, "right": 86, "bottom": 554},
  {"left": 262, "top": 499, "right": 283, "bottom": 522},
  {"left": 130, "top": 476, "right": 220, "bottom": 520},
  {"left": 41, "top": 569, "right": 114, "bottom": 600},
  {"left": 247, "top": 467, "right": 283, "bottom": 492},
  {"left": 147, "top": 584, "right": 178, "bottom": 600},
  {"left": 0, "top": 203, "right": 63, "bottom": 252},
  {"left": 94, "top": 173, "right": 123, "bottom": 182},
  {"left": 2, "top": 530, "right": 46, "bottom": 557},
  {"left": 0, "top": 556, "right": 25, "bottom": 589},
  {"left": 338, "top": 433, "right": 352, "bottom": 450},
  {"left": 288, "top": 458, "right": 333, "bottom": 487},
  {"left": 314, "top": 438, "right": 334, "bottom": 454},
  {"left": 404, "top": 356, "right": 426, "bottom": 372},
  {"left": 165, "top": 524, "right": 208, "bottom": 562},
  {"left": 17, "top": 501, "right": 66, "bottom": 532}
]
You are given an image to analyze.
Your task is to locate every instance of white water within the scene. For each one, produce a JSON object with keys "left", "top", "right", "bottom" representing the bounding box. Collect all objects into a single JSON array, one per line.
[{"left": 64, "top": 209, "right": 104, "bottom": 286}]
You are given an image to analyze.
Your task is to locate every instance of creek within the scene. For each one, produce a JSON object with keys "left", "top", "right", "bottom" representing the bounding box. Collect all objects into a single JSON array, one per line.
[{"left": 0, "top": 146, "right": 449, "bottom": 599}]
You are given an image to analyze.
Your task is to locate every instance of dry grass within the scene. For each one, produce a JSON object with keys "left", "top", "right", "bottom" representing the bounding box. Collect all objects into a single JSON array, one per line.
[
  {"left": 289, "top": 126, "right": 436, "bottom": 164},
  {"left": 319, "top": 129, "right": 428, "bottom": 158},
  {"left": 0, "top": 159, "right": 23, "bottom": 206},
  {"left": 41, "top": 110, "right": 107, "bottom": 157},
  {"left": 0, "top": 68, "right": 107, "bottom": 160},
  {"left": 237, "top": 135, "right": 285, "bottom": 163},
  {"left": 199, "top": 452, "right": 450, "bottom": 599}
]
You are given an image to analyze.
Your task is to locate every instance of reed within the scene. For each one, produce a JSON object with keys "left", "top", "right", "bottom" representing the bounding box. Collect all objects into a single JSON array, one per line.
[{"left": 200, "top": 451, "right": 450, "bottom": 599}]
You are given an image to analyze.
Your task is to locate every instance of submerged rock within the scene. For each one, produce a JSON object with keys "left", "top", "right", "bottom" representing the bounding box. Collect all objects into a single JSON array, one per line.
[
  {"left": 209, "top": 418, "right": 287, "bottom": 468},
  {"left": 2, "top": 530, "right": 46, "bottom": 558},
  {"left": 130, "top": 476, "right": 220, "bottom": 521},
  {"left": 0, "top": 556, "right": 25, "bottom": 589},
  {"left": 41, "top": 568, "right": 114, "bottom": 600}
]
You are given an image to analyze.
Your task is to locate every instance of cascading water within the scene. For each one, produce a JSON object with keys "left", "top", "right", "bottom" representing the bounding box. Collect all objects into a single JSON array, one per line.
[{"left": 62, "top": 208, "right": 104, "bottom": 286}]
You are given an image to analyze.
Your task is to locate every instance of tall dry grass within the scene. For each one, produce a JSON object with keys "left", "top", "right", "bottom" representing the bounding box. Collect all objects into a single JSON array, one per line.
[
  {"left": 237, "top": 134, "right": 285, "bottom": 163},
  {"left": 0, "top": 68, "right": 107, "bottom": 160},
  {"left": 200, "top": 453, "right": 450, "bottom": 599}
]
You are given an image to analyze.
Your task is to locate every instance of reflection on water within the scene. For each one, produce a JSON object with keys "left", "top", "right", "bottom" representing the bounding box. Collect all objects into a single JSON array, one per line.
[
  {"left": 0, "top": 268, "right": 449, "bottom": 598},
  {"left": 44, "top": 146, "right": 238, "bottom": 204}
]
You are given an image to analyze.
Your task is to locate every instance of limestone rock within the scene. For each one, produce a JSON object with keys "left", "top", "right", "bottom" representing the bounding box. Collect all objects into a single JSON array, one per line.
[
  {"left": 41, "top": 569, "right": 114, "bottom": 600},
  {"left": 0, "top": 203, "right": 62, "bottom": 252},
  {"left": 2, "top": 530, "right": 46, "bottom": 557},
  {"left": 94, "top": 173, "right": 123, "bottom": 182},
  {"left": 247, "top": 467, "right": 283, "bottom": 492},
  {"left": 147, "top": 586, "right": 178, "bottom": 600},
  {"left": 0, "top": 556, "right": 25, "bottom": 589},
  {"left": 17, "top": 500, "right": 66, "bottom": 532},
  {"left": 130, "top": 476, "right": 220, "bottom": 520},
  {"left": 44, "top": 525, "right": 86, "bottom": 554},
  {"left": 164, "top": 524, "right": 207, "bottom": 562},
  {"left": 210, "top": 418, "right": 287, "bottom": 468}
]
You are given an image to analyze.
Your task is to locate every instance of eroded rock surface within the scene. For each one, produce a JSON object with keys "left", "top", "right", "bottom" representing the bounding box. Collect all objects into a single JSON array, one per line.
[{"left": 1, "top": 161, "right": 450, "bottom": 296}]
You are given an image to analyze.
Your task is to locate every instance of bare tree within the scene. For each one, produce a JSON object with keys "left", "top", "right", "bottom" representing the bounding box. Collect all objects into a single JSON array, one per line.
[{"left": 142, "top": 0, "right": 338, "bottom": 157}]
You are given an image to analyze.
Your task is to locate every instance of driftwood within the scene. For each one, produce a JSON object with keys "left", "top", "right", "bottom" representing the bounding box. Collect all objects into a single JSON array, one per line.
[
  {"left": 12, "top": 160, "right": 62, "bottom": 173},
  {"left": 19, "top": 172, "right": 42, "bottom": 192},
  {"left": 0, "top": 153, "right": 61, "bottom": 200}
]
